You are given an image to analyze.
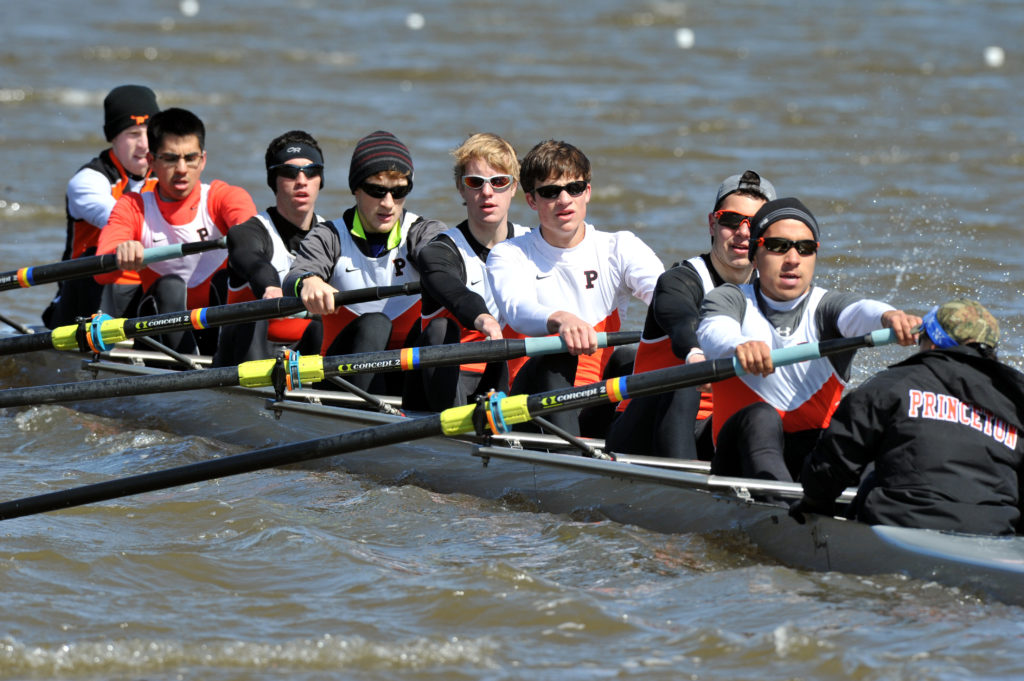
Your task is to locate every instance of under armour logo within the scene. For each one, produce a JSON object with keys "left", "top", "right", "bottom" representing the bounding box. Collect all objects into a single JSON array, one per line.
[{"left": 777, "top": 326, "right": 793, "bottom": 336}]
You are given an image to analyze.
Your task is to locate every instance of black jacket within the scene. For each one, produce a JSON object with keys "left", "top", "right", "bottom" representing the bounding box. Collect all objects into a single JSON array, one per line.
[{"left": 800, "top": 346, "right": 1024, "bottom": 535}]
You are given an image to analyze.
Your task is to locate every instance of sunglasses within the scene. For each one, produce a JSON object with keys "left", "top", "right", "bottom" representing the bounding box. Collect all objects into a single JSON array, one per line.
[
  {"left": 711, "top": 210, "right": 754, "bottom": 230},
  {"left": 533, "top": 180, "right": 588, "bottom": 200},
  {"left": 270, "top": 162, "right": 323, "bottom": 180},
  {"left": 462, "top": 174, "right": 514, "bottom": 191},
  {"left": 360, "top": 182, "right": 412, "bottom": 200},
  {"left": 155, "top": 152, "right": 203, "bottom": 168},
  {"left": 757, "top": 237, "right": 819, "bottom": 256}
]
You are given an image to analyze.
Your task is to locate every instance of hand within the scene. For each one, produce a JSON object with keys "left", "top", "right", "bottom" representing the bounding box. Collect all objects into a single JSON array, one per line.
[
  {"left": 474, "top": 313, "right": 504, "bottom": 341},
  {"left": 734, "top": 340, "right": 774, "bottom": 377},
  {"left": 685, "top": 350, "right": 711, "bottom": 392},
  {"left": 299, "top": 276, "right": 339, "bottom": 315},
  {"left": 262, "top": 286, "right": 284, "bottom": 300},
  {"left": 547, "top": 310, "right": 598, "bottom": 355},
  {"left": 114, "top": 240, "right": 146, "bottom": 271},
  {"left": 882, "top": 309, "right": 922, "bottom": 346}
]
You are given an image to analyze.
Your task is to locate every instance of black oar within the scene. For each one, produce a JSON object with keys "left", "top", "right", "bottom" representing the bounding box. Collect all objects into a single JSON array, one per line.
[
  {"left": 0, "top": 282, "right": 421, "bottom": 357},
  {"left": 0, "top": 328, "right": 900, "bottom": 521},
  {"left": 0, "top": 238, "right": 228, "bottom": 292},
  {"left": 0, "top": 330, "right": 639, "bottom": 408}
]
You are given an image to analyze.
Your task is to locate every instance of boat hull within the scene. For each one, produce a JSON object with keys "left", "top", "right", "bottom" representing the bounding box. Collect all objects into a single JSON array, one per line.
[{"left": 5, "top": 347, "right": 1024, "bottom": 606}]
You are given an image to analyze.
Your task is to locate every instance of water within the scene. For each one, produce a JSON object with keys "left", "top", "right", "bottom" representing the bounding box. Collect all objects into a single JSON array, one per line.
[{"left": 2, "top": 0, "right": 1024, "bottom": 678}]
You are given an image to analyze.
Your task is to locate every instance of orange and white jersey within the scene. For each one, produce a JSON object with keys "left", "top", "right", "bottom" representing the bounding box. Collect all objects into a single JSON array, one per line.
[
  {"left": 320, "top": 212, "right": 422, "bottom": 351},
  {"left": 697, "top": 283, "right": 894, "bottom": 442},
  {"left": 487, "top": 223, "right": 663, "bottom": 385},
  {"left": 487, "top": 223, "right": 662, "bottom": 335},
  {"left": 140, "top": 183, "right": 227, "bottom": 289}
]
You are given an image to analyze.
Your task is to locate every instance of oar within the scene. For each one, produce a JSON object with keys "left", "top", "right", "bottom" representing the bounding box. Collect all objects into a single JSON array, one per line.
[
  {"left": 0, "top": 238, "right": 228, "bottom": 292},
  {"left": 0, "top": 330, "right": 640, "bottom": 408},
  {"left": 0, "top": 282, "right": 421, "bottom": 357},
  {"left": 0, "top": 328, "right": 899, "bottom": 521}
]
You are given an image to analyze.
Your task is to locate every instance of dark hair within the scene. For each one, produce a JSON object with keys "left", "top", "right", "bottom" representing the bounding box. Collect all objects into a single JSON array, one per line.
[
  {"left": 265, "top": 130, "right": 324, "bottom": 192},
  {"left": 519, "top": 140, "right": 591, "bottom": 193},
  {"left": 147, "top": 107, "right": 206, "bottom": 154}
]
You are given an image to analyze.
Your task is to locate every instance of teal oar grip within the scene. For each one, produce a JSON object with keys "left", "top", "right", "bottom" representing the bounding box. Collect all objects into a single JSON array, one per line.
[{"left": 732, "top": 327, "right": 902, "bottom": 377}]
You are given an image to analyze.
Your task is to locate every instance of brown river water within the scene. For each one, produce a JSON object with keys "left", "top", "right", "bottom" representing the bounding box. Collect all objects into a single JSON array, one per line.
[{"left": 1, "top": 1, "right": 1024, "bottom": 679}]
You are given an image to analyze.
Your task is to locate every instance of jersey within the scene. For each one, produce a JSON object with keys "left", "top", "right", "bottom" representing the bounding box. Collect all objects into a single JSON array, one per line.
[
  {"left": 698, "top": 283, "right": 894, "bottom": 443},
  {"left": 487, "top": 223, "right": 664, "bottom": 386}
]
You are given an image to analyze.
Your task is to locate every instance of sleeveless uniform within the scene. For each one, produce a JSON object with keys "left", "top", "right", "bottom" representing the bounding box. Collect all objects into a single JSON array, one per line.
[
  {"left": 320, "top": 211, "right": 423, "bottom": 352},
  {"left": 139, "top": 184, "right": 229, "bottom": 309},
  {"left": 625, "top": 255, "right": 716, "bottom": 419},
  {"left": 420, "top": 222, "right": 530, "bottom": 374},
  {"left": 488, "top": 223, "right": 663, "bottom": 387},
  {"left": 225, "top": 211, "right": 323, "bottom": 343}
]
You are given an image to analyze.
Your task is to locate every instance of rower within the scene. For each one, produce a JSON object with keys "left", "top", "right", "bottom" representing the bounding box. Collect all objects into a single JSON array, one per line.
[
  {"left": 212, "top": 130, "right": 327, "bottom": 366},
  {"left": 696, "top": 197, "right": 920, "bottom": 484},
  {"left": 43, "top": 84, "right": 161, "bottom": 328},
  {"left": 607, "top": 170, "right": 776, "bottom": 460},
  {"left": 412, "top": 133, "right": 531, "bottom": 410},
  {"left": 794, "top": 299, "right": 1024, "bottom": 536},
  {"left": 95, "top": 107, "right": 257, "bottom": 355},
  {"left": 486, "top": 140, "right": 665, "bottom": 437},
  {"left": 282, "top": 131, "right": 446, "bottom": 396}
]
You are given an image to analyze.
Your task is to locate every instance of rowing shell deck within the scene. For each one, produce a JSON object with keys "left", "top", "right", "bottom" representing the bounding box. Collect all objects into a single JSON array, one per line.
[{"left": 5, "top": 346, "right": 1024, "bottom": 606}]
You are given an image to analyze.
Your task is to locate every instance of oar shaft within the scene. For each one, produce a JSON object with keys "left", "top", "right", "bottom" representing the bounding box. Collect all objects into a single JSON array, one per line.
[
  {"left": 0, "top": 238, "right": 227, "bottom": 292},
  {"left": 0, "top": 329, "right": 900, "bottom": 521},
  {"left": 0, "top": 415, "right": 444, "bottom": 521}
]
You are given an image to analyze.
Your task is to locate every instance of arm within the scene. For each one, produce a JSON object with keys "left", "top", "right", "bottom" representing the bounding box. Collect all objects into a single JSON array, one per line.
[
  {"left": 418, "top": 236, "right": 492, "bottom": 330},
  {"left": 405, "top": 216, "right": 448, "bottom": 266},
  {"left": 94, "top": 193, "right": 146, "bottom": 283},
  {"left": 486, "top": 240, "right": 558, "bottom": 337},
  {"left": 66, "top": 167, "right": 118, "bottom": 228},
  {"left": 651, "top": 265, "right": 707, "bottom": 361},
  {"left": 829, "top": 294, "right": 920, "bottom": 346},
  {"left": 617, "top": 231, "right": 665, "bottom": 305},
  {"left": 799, "top": 375, "right": 898, "bottom": 505},
  {"left": 696, "top": 284, "right": 775, "bottom": 376},
  {"left": 282, "top": 221, "right": 342, "bottom": 315},
  {"left": 226, "top": 218, "right": 281, "bottom": 299},
  {"left": 206, "top": 180, "right": 258, "bottom": 234}
]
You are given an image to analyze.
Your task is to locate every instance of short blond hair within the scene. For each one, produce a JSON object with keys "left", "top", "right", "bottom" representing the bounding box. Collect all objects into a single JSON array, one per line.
[{"left": 452, "top": 133, "right": 520, "bottom": 187}]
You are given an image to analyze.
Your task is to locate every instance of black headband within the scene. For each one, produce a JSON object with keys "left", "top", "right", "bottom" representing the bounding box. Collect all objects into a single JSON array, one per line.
[{"left": 268, "top": 141, "right": 323, "bottom": 168}]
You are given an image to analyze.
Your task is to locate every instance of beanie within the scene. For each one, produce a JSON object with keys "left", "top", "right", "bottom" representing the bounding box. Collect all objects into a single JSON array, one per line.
[
  {"left": 924, "top": 299, "right": 1000, "bottom": 348},
  {"left": 348, "top": 131, "right": 414, "bottom": 192},
  {"left": 748, "top": 197, "right": 820, "bottom": 259},
  {"left": 103, "top": 85, "right": 160, "bottom": 141},
  {"left": 713, "top": 170, "right": 777, "bottom": 211}
]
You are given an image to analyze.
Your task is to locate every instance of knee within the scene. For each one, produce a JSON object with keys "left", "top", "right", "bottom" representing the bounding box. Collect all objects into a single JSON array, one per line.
[{"left": 423, "top": 317, "right": 459, "bottom": 346}]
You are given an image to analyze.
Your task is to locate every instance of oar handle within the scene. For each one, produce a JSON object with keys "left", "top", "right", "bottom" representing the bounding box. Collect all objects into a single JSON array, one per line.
[
  {"left": 733, "top": 327, "right": 899, "bottom": 376},
  {"left": 0, "top": 238, "right": 227, "bottom": 292}
]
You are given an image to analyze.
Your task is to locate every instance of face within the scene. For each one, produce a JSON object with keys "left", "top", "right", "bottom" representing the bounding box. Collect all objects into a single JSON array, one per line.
[
  {"left": 110, "top": 123, "right": 150, "bottom": 177},
  {"left": 524, "top": 173, "right": 590, "bottom": 248},
  {"left": 458, "top": 157, "right": 517, "bottom": 231},
  {"left": 754, "top": 219, "right": 817, "bottom": 302},
  {"left": 149, "top": 134, "right": 206, "bottom": 202},
  {"left": 275, "top": 157, "right": 321, "bottom": 217},
  {"left": 709, "top": 193, "right": 766, "bottom": 276},
  {"left": 353, "top": 172, "right": 409, "bottom": 234}
]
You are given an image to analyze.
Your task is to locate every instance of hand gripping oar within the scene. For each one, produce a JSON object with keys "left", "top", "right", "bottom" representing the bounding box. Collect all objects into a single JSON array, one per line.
[
  {"left": 0, "top": 238, "right": 228, "bottom": 293},
  {"left": 0, "top": 330, "right": 640, "bottom": 408},
  {"left": 0, "top": 282, "right": 421, "bottom": 357},
  {"left": 0, "top": 328, "right": 899, "bottom": 521}
]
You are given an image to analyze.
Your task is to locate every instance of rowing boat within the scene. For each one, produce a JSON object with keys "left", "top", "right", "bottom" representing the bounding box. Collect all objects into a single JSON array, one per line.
[{"left": 4, "top": 339, "right": 1024, "bottom": 606}]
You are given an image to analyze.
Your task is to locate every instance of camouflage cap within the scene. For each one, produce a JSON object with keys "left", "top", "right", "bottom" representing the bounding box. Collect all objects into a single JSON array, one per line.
[{"left": 931, "top": 299, "right": 1000, "bottom": 348}]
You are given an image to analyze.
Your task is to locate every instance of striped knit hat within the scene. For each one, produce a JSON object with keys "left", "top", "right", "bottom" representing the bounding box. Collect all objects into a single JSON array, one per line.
[{"left": 348, "top": 130, "right": 414, "bottom": 192}]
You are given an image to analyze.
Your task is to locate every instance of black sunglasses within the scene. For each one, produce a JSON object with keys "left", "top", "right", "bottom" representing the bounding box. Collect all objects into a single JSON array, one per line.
[
  {"left": 757, "top": 237, "right": 819, "bottom": 256},
  {"left": 360, "top": 182, "right": 412, "bottom": 199},
  {"left": 270, "top": 162, "right": 323, "bottom": 180},
  {"left": 533, "top": 180, "right": 588, "bottom": 200}
]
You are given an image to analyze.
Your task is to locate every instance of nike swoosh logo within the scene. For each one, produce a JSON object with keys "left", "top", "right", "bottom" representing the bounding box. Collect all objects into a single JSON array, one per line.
[
  {"left": 345, "top": 266, "right": 360, "bottom": 273},
  {"left": 536, "top": 273, "right": 552, "bottom": 280},
  {"left": 469, "top": 279, "right": 482, "bottom": 286}
]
